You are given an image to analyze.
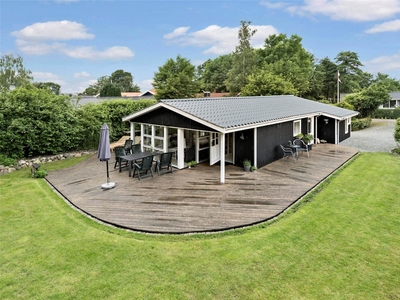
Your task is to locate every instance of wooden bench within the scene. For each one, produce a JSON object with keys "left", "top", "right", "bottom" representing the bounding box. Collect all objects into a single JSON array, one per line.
[
  {"left": 110, "top": 136, "right": 130, "bottom": 152},
  {"left": 110, "top": 136, "right": 141, "bottom": 152}
]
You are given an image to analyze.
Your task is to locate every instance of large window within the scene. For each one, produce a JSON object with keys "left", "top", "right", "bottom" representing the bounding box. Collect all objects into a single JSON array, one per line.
[
  {"left": 293, "top": 120, "right": 301, "bottom": 137},
  {"left": 142, "top": 124, "right": 165, "bottom": 152}
]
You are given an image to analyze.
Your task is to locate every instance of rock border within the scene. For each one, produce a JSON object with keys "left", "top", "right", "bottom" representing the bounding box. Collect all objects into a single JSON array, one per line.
[{"left": 0, "top": 150, "right": 96, "bottom": 176}]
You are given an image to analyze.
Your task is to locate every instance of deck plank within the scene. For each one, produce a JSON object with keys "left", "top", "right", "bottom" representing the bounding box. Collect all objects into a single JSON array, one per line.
[{"left": 46, "top": 144, "right": 358, "bottom": 233}]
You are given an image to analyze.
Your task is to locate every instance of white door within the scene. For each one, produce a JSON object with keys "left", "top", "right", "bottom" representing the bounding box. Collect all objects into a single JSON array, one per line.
[{"left": 210, "top": 132, "right": 220, "bottom": 165}]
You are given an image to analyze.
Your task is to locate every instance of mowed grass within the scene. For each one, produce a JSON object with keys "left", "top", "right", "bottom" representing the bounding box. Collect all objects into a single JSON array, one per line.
[{"left": 1, "top": 153, "right": 399, "bottom": 299}]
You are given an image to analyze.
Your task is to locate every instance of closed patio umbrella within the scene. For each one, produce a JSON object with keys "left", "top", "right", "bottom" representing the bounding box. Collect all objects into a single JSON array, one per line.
[{"left": 98, "top": 123, "right": 115, "bottom": 189}]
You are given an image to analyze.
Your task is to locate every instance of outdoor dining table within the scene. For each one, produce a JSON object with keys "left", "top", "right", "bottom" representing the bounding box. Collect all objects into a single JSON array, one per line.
[
  {"left": 119, "top": 151, "right": 155, "bottom": 177},
  {"left": 288, "top": 144, "right": 301, "bottom": 159}
]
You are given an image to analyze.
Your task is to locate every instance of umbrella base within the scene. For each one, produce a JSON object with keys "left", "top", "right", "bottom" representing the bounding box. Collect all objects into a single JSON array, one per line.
[{"left": 101, "top": 182, "right": 115, "bottom": 189}]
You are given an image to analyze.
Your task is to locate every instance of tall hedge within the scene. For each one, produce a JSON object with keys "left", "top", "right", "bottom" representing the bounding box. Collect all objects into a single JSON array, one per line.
[
  {"left": 0, "top": 86, "right": 81, "bottom": 158},
  {"left": 0, "top": 86, "right": 156, "bottom": 158},
  {"left": 394, "top": 118, "right": 400, "bottom": 145}
]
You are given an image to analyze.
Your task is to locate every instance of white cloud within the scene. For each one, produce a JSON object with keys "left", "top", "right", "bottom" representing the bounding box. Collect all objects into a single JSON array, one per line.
[
  {"left": 62, "top": 46, "right": 134, "bottom": 59},
  {"left": 164, "top": 24, "right": 279, "bottom": 55},
  {"left": 32, "top": 71, "right": 66, "bottom": 86},
  {"left": 164, "top": 27, "right": 190, "bottom": 39},
  {"left": 263, "top": 0, "right": 400, "bottom": 22},
  {"left": 260, "top": 1, "right": 289, "bottom": 9},
  {"left": 365, "top": 19, "right": 400, "bottom": 33},
  {"left": 74, "top": 71, "right": 90, "bottom": 78},
  {"left": 138, "top": 79, "right": 154, "bottom": 92},
  {"left": 11, "top": 20, "right": 94, "bottom": 41},
  {"left": 11, "top": 20, "right": 134, "bottom": 60},
  {"left": 363, "top": 51, "right": 400, "bottom": 74}
]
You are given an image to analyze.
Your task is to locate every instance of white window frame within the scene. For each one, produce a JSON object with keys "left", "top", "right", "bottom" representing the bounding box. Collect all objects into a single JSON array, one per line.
[
  {"left": 293, "top": 120, "right": 301, "bottom": 137},
  {"left": 345, "top": 118, "right": 350, "bottom": 134}
]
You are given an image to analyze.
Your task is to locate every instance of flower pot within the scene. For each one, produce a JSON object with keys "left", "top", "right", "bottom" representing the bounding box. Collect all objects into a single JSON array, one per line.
[{"left": 244, "top": 165, "right": 251, "bottom": 172}]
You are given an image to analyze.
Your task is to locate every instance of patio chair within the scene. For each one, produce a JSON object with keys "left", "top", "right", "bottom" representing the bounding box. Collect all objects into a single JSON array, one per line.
[
  {"left": 155, "top": 152, "right": 173, "bottom": 176},
  {"left": 133, "top": 155, "right": 154, "bottom": 181},
  {"left": 131, "top": 143, "right": 142, "bottom": 154},
  {"left": 293, "top": 139, "right": 309, "bottom": 157},
  {"left": 124, "top": 139, "right": 133, "bottom": 154},
  {"left": 114, "top": 146, "right": 129, "bottom": 171},
  {"left": 280, "top": 145, "right": 297, "bottom": 163}
]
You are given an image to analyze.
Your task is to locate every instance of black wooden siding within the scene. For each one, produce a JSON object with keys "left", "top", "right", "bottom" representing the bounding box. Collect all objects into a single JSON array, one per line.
[
  {"left": 338, "top": 120, "right": 350, "bottom": 142},
  {"left": 132, "top": 107, "right": 215, "bottom": 132},
  {"left": 256, "top": 121, "right": 295, "bottom": 168}
]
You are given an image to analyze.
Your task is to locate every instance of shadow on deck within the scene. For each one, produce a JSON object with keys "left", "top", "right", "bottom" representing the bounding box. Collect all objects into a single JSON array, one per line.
[{"left": 46, "top": 144, "right": 358, "bottom": 234}]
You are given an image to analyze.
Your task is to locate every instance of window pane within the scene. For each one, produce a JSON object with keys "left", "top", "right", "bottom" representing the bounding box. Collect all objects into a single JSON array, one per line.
[
  {"left": 154, "top": 138, "right": 163, "bottom": 149},
  {"left": 143, "top": 124, "right": 152, "bottom": 136},
  {"left": 154, "top": 126, "right": 164, "bottom": 137},
  {"left": 143, "top": 136, "right": 151, "bottom": 146}
]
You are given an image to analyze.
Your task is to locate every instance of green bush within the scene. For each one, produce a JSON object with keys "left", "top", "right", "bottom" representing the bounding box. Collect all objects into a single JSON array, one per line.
[
  {"left": 0, "top": 86, "right": 156, "bottom": 159},
  {"left": 32, "top": 169, "right": 48, "bottom": 178},
  {"left": 372, "top": 108, "right": 400, "bottom": 119},
  {"left": 0, "top": 154, "right": 17, "bottom": 167},
  {"left": 394, "top": 118, "right": 400, "bottom": 145},
  {"left": 351, "top": 117, "right": 372, "bottom": 131}
]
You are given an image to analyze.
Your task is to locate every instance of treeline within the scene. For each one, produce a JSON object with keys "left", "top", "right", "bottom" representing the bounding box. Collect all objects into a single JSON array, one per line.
[{"left": 0, "top": 85, "right": 155, "bottom": 159}]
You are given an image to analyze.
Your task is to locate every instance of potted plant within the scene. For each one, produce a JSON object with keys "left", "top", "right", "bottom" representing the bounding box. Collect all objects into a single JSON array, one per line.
[
  {"left": 187, "top": 161, "right": 196, "bottom": 168},
  {"left": 243, "top": 159, "right": 251, "bottom": 172},
  {"left": 251, "top": 166, "right": 257, "bottom": 172},
  {"left": 302, "top": 134, "right": 314, "bottom": 150}
]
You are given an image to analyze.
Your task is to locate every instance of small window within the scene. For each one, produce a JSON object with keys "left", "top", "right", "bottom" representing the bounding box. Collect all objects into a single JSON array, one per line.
[{"left": 293, "top": 120, "right": 301, "bottom": 137}]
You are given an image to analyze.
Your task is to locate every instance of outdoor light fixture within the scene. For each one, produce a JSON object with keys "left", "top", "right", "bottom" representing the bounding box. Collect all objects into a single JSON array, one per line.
[{"left": 240, "top": 133, "right": 244, "bottom": 140}]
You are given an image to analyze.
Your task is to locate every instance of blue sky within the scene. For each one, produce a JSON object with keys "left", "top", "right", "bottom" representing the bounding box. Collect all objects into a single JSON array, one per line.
[{"left": 1, "top": 0, "right": 400, "bottom": 94}]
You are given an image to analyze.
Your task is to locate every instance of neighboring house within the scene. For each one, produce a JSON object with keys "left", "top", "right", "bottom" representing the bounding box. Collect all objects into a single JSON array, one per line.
[
  {"left": 198, "top": 91, "right": 231, "bottom": 98},
  {"left": 380, "top": 91, "right": 400, "bottom": 109},
  {"left": 76, "top": 90, "right": 156, "bottom": 105},
  {"left": 122, "top": 95, "right": 358, "bottom": 183}
]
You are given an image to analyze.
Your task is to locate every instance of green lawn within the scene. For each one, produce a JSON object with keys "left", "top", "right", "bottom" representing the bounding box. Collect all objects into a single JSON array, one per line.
[{"left": 1, "top": 153, "right": 399, "bottom": 299}]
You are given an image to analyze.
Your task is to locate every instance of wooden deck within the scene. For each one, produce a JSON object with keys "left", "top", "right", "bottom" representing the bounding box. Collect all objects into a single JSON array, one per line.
[{"left": 46, "top": 144, "right": 358, "bottom": 234}]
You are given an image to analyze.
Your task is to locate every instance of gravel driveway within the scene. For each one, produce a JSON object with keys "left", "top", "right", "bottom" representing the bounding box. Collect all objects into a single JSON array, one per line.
[{"left": 340, "top": 119, "right": 397, "bottom": 152}]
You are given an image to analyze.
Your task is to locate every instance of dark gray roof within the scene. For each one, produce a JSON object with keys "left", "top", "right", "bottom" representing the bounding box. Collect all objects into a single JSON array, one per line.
[
  {"left": 390, "top": 91, "right": 400, "bottom": 99},
  {"left": 161, "top": 95, "right": 358, "bottom": 129}
]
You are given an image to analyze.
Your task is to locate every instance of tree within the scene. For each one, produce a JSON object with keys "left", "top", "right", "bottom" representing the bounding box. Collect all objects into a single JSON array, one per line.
[
  {"left": 256, "top": 34, "right": 313, "bottom": 96},
  {"left": 372, "top": 73, "right": 400, "bottom": 91},
  {"left": 0, "top": 54, "right": 33, "bottom": 92},
  {"left": 335, "top": 51, "right": 364, "bottom": 93},
  {"left": 110, "top": 69, "right": 140, "bottom": 92},
  {"left": 343, "top": 83, "right": 391, "bottom": 118},
  {"left": 314, "top": 57, "right": 338, "bottom": 101},
  {"left": 198, "top": 54, "right": 233, "bottom": 92},
  {"left": 33, "top": 82, "right": 61, "bottom": 95},
  {"left": 83, "top": 75, "right": 111, "bottom": 96},
  {"left": 241, "top": 70, "right": 297, "bottom": 96},
  {"left": 100, "top": 83, "right": 121, "bottom": 97},
  {"left": 226, "top": 21, "right": 257, "bottom": 94},
  {"left": 153, "top": 55, "right": 200, "bottom": 100}
]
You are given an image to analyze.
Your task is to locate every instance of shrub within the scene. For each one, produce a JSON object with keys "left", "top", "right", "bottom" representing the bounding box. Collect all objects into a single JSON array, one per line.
[
  {"left": 351, "top": 117, "right": 372, "bottom": 131},
  {"left": 32, "top": 169, "right": 48, "bottom": 178},
  {"left": 372, "top": 108, "right": 400, "bottom": 119},
  {"left": 0, "top": 154, "right": 17, "bottom": 167},
  {"left": 394, "top": 118, "right": 400, "bottom": 146}
]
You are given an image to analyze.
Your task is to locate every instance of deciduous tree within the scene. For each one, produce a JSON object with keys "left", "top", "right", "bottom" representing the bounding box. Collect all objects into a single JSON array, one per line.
[
  {"left": 0, "top": 54, "right": 32, "bottom": 92},
  {"left": 153, "top": 55, "right": 200, "bottom": 100}
]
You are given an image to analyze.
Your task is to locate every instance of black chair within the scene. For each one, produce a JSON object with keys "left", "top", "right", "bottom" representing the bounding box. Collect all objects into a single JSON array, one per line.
[
  {"left": 124, "top": 139, "right": 133, "bottom": 154},
  {"left": 155, "top": 152, "right": 173, "bottom": 176},
  {"left": 131, "top": 143, "right": 142, "bottom": 154},
  {"left": 133, "top": 155, "right": 154, "bottom": 181},
  {"left": 293, "top": 139, "right": 309, "bottom": 157},
  {"left": 114, "top": 146, "right": 129, "bottom": 171},
  {"left": 280, "top": 145, "right": 297, "bottom": 163}
]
